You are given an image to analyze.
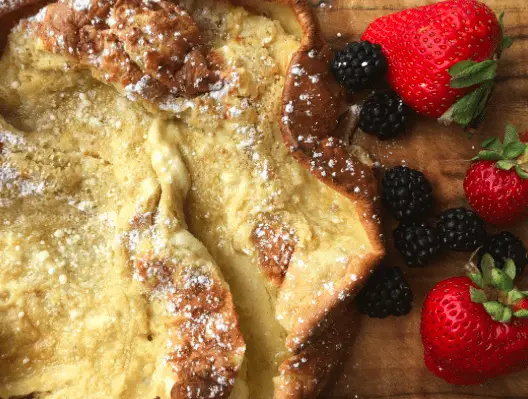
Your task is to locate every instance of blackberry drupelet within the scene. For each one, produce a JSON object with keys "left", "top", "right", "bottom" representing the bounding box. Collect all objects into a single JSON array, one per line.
[
  {"left": 478, "top": 231, "right": 528, "bottom": 276},
  {"left": 357, "top": 266, "right": 413, "bottom": 318},
  {"left": 436, "top": 207, "right": 487, "bottom": 251},
  {"left": 359, "top": 91, "right": 410, "bottom": 140},
  {"left": 382, "top": 166, "right": 433, "bottom": 221},
  {"left": 332, "top": 41, "right": 388, "bottom": 93},
  {"left": 394, "top": 222, "right": 441, "bottom": 267}
]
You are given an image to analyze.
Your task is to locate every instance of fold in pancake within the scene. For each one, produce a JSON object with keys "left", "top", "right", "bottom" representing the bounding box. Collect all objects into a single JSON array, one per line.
[{"left": 0, "top": 59, "right": 244, "bottom": 398}]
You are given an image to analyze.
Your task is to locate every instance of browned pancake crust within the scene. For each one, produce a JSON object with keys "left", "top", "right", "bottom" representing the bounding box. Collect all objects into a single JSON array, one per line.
[{"left": 34, "top": 0, "right": 216, "bottom": 100}]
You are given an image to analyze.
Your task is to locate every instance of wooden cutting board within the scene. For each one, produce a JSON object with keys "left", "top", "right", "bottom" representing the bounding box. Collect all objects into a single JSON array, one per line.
[{"left": 314, "top": 1, "right": 528, "bottom": 398}]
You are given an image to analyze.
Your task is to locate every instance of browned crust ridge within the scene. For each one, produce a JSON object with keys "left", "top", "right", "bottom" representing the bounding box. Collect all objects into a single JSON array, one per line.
[{"left": 236, "top": 1, "right": 385, "bottom": 397}]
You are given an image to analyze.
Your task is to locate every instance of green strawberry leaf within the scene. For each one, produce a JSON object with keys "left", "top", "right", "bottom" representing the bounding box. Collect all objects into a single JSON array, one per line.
[
  {"left": 439, "top": 104, "right": 457, "bottom": 126},
  {"left": 502, "top": 36, "right": 514, "bottom": 52},
  {"left": 480, "top": 254, "right": 495, "bottom": 284},
  {"left": 484, "top": 301, "right": 506, "bottom": 321},
  {"left": 514, "top": 309, "right": 528, "bottom": 318},
  {"left": 490, "top": 268, "right": 514, "bottom": 292},
  {"left": 504, "top": 123, "right": 520, "bottom": 146},
  {"left": 508, "top": 288, "right": 525, "bottom": 304},
  {"left": 468, "top": 108, "right": 488, "bottom": 130},
  {"left": 496, "top": 160, "right": 516, "bottom": 171},
  {"left": 500, "top": 307, "right": 513, "bottom": 323},
  {"left": 450, "top": 60, "right": 497, "bottom": 89},
  {"left": 470, "top": 286, "right": 488, "bottom": 303},
  {"left": 449, "top": 60, "right": 478, "bottom": 78},
  {"left": 440, "top": 82, "right": 494, "bottom": 127},
  {"left": 472, "top": 150, "right": 503, "bottom": 161},
  {"left": 504, "top": 259, "right": 517, "bottom": 280},
  {"left": 449, "top": 60, "right": 494, "bottom": 80},
  {"left": 468, "top": 272, "right": 484, "bottom": 289},
  {"left": 499, "top": 11, "right": 514, "bottom": 53},
  {"left": 482, "top": 137, "right": 499, "bottom": 148},
  {"left": 471, "top": 84, "right": 493, "bottom": 129},
  {"left": 499, "top": 10, "right": 506, "bottom": 27},
  {"left": 515, "top": 165, "right": 528, "bottom": 180},
  {"left": 481, "top": 137, "right": 503, "bottom": 152},
  {"left": 503, "top": 142, "right": 527, "bottom": 159}
]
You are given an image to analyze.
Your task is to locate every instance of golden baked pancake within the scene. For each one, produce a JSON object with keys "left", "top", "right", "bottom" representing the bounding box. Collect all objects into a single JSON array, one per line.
[{"left": 0, "top": 1, "right": 384, "bottom": 398}]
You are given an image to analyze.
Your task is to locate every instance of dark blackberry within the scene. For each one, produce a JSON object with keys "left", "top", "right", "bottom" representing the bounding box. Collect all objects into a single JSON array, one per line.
[
  {"left": 436, "top": 207, "right": 487, "bottom": 251},
  {"left": 394, "top": 222, "right": 441, "bottom": 267},
  {"left": 478, "top": 232, "right": 528, "bottom": 276},
  {"left": 382, "top": 166, "right": 433, "bottom": 221},
  {"left": 332, "top": 41, "right": 388, "bottom": 93},
  {"left": 357, "top": 266, "right": 413, "bottom": 318},
  {"left": 359, "top": 91, "right": 411, "bottom": 140}
]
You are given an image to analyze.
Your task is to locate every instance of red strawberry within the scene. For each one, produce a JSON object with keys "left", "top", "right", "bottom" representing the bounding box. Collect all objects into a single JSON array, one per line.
[
  {"left": 464, "top": 124, "right": 528, "bottom": 227},
  {"left": 421, "top": 255, "right": 528, "bottom": 385},
  {"left": 362, "top": 0, "right": 512, "bottom": 127}
]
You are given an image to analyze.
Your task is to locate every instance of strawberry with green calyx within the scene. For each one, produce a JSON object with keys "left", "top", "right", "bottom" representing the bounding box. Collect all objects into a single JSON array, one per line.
[
  {"left": 468, "top": 254, "right": 528, "bottom": 322},
  {"left": 362, "top": 0, "right": 513, "bottom": 128},
  {"left": 464, "top": 124, "right": 528, "bottom": 226},
  {"left": 472, "top": 123, "right": 528, "bottom": 177},
  {"left": 421, "top": 253, "right": 528, "bottom": 385}
]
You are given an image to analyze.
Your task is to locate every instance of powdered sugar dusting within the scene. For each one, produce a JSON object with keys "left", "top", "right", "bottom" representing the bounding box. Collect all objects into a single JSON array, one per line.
[
  {"left": 0, "top": 0, "right": 35, "bottom": 14},
  {"left": 31, "top": 0, "right": 217, "bottom": 102},
  {"left": 121, "top": 206, "right": 244, "bottom": 397},
  {"left": 124, "top": 75, "right": 154, "bottom": 102},
  {"left": 0, "top": 129, "right": 27, "bottom": 154},
  {"left": 0, "top": 164, "right": 45, "bottom": 207},
  {"left": 72, "top": 0, "right": 91, "bottom": 12}
]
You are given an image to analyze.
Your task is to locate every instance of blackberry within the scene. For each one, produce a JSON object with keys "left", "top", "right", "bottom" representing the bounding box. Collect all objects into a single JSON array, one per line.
[
  {"left": 478, "top": 232, "right": 528, "bottom": 276},
  {"left": 332, "top": 41, "right": 388, "bottom": 93},
  {"left": 357, "top": 266, "right": 413, "bottom": 318},
  {"left": 359, "top": 91, "right": 410, "bottom": 140},
  {"left": 436, "top": 207, "right": 487, "bottom": 251},
  {"left": 394, "top": 222, "right": 441, "bottom": 267},
  {"left": 382, "top": 166, "right": 433, "bottom": 221}
]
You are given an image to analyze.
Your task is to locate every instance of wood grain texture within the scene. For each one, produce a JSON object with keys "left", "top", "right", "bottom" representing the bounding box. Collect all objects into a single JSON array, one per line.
[{"left": 314, "top": 1, "right": 528, "bottom": 398}]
